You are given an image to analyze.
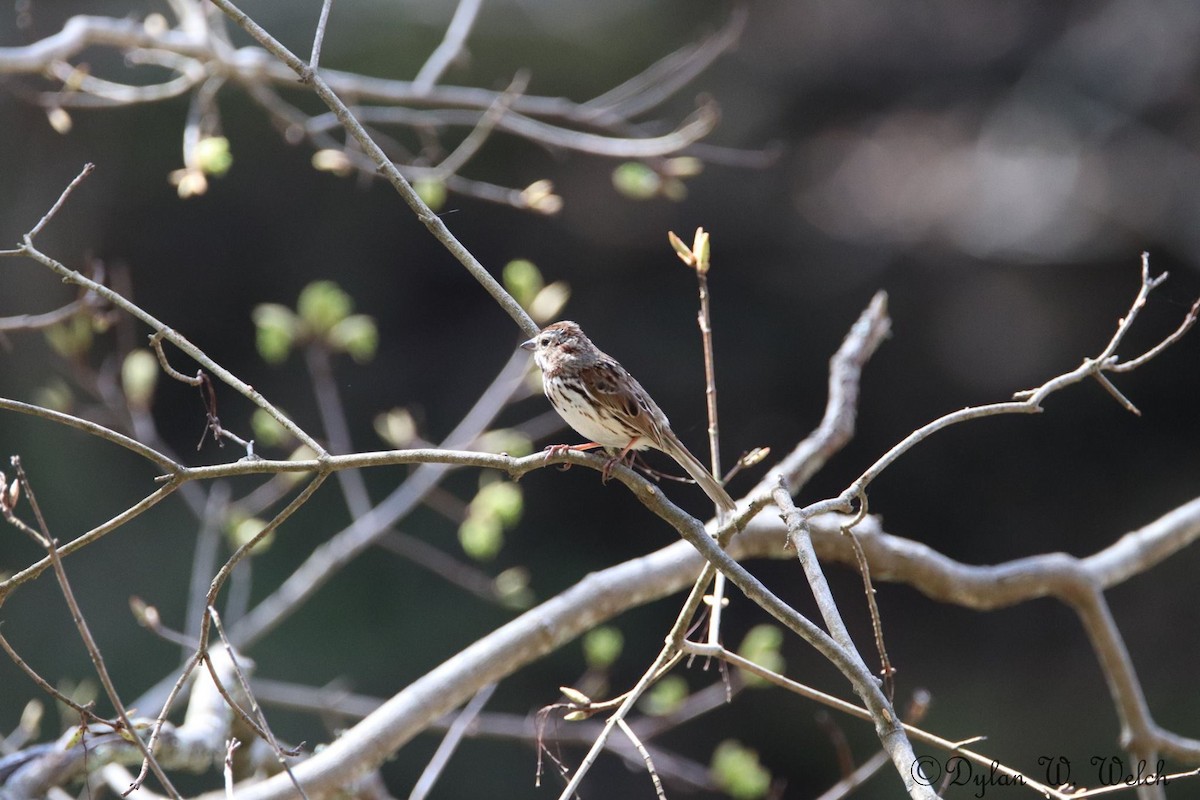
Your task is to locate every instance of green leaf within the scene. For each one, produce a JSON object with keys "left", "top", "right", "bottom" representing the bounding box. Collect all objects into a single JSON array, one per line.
[
  {"left": 414, "top": 179, "right": 447, "bottom": 211},
  {"left": 252, "top": 303, "right": 299, "bottom": 364},
  {"left": 737, "top": 624, "right": 785, "bottom": 686},
  {"left": 661, "top": 177, "right": 688, "bottom": 201},
  {"left": 374, "top": 407, "right": 418, "bottom": 447},
  {"left": 493, "top": 567, "right": 533, "bottom": 609},
  {"left": 458, "top": 514, "right": 503, "bottom": 561},
  {"left": 472, "top": 481, "right": 523, "bottom": 528},
  {"left": 251, "top": 408, "right": 290, "bottom": 448},
  {"left": 583, "top": 626, "right": 624, "bottom": 669},
  {"left": 502, "top": 259, "right": 544, "bottom": 308},
  {"left": 194, "top": 136, "right": 233, "bottom": 176},
  {"left": 474, "top": 429, "right": 533, "bottom": 458},
  {"left": 711, "top": 740, "right": 772, "bottom": 800},
  {"left": 640, "top": 675, "right": 688, "bottom": 716},
  {"left": 612, "top": 162, "right": 660, "bottom": 200},
  {"left": 229, "top": 517, "right": 275, "bottom": 553},
  {"left": 528, "top": 281, "right": 570, "bottom": 324},
  {"left": 44, "top": 315, "right": 92, "bottom": 359},
  {"left": 664, "top": 156, "right": 703, "bottom": 178},
  {"left": 328, "top": 314, "right": 378, "bottom": 363},
  {"left": 297, "top": 281, "right": 352, "bottom": 335},
  {"left": 121, "top": 349, "right": 159, "bottom": 409},
  {"left": 32, "top": 379, "right": 73, "bottom": 413}
]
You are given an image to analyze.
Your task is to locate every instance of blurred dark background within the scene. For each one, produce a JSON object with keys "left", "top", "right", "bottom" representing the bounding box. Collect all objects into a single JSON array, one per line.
[{"left": 2, "top": 1, "right": 1200, "bottom": 797}]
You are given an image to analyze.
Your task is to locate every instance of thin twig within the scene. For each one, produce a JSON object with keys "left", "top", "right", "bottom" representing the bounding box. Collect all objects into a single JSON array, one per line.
[
  {"left": 616, "top": 718, "right": 666, "bottom": 800},
  {"left": 816, "top": 692, "right": 929, "bottom": 800},
  {"left": 0, "top": 396, "right": 177, "bottom": 469},
  {"left": 304, "top": 344, "right": 367, "bottom": 506},
  {"left": 207, "top": 0, "right": 538, "bottom": 336},
  {"left": 412, "top": 0, "right": 483, "bottom": 94},
  {"left": 814, "top": 749, "right": 890, "bottom": 800},
  {"left": 131, "top": 652, "right": 204, "bottom": 793},
  {"left": 0, "top": 298, "right": 90, "bottom": 331},
  {"left": 45, "top": 56, "right": 205, "bottom": 105},
  {"left": 429, "top": 70, "right": 528, "bottom": 180},
  {"left": 17, "top": 239, "right": 324, "bottom": 453},
  {"left": 580, "top": 7, "right": 746, "bottom": 121},
  {"left": 224, "top": 738, "right": 240, "bottom": 798},
  {"left": 841, "top": 518, "right": 894, "bottom": 700},
  {"left": 0, "top": 481, "right": 180, "bottom": 600},
  {"left": 180, "top": 74, "right": 223, "bottom": 180},
  {"left": 5, "top": 458, "right": 182, "bottom": 799},
  {"left": 200, "top": 473, "right": 330, "bottom": 650},
  {"left": 408, "top": 683, "right": 496, "bottom": 800},
  {"left": 227, "top": 346, "right": 531, "bottom": 647},
  {"left": 1111, "top": 299, "right": 1200, "bottom": 373},
  {"left": 185, "top": 483, "right": 231, "bottom": 653},
  {"left": 687, "top": 229, "right": 729, "bottom": 644},
  {"left": 377, "top": 530, "right": 506, "bottom": 603},
  {"left": 551, "top": 564, "right": 715, "bottom": 796},
  {"left": 208, "top": 608, "right": 309, "bottom": 800},
  {"left": 773, "top": 480, "right": 859, "bottom": 655},
  {"left": 0, "top": 630, "right": 107, "bottom": 724},
  {"left": 555, "top": 636, "right": 682, "bottom": 800},
  {"left": 308, "top": 0, "right": 335, "bottom": 74},
  {"left": 0, "top": 11, "right": 738, "bottom": 135},
  {"left": 683, "top": 642, "right": 1059, "bottom": 796},
  {"left": 787, "top": 260, "right": 1197, "bottom": 534},
  {"left": 26, "top": 162, "right": 94, "bottom": 240},
  {"left": 248, "top": 677, "right": 716, "bottom": 791},
  {"left": 317, "top": 102, "right": 719, "bottom": 158}
]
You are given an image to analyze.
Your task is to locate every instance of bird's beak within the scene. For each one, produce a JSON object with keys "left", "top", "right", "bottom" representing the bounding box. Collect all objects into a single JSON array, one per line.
[{"left": 519, "top": 337, "right": 536, "bottom": 352}]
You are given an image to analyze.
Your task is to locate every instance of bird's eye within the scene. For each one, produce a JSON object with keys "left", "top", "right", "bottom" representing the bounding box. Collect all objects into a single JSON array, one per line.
[{"left": 539, "top": 336, "right": 551, "bottom": 347}]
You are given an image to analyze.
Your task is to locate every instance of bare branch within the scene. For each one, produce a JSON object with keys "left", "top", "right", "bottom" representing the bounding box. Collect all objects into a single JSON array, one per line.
[
  {"left": 739, "top": 500, "right": 1200, "bottom": 763},
  {"left": 16, "top": 238, "right": 325, "bottom": 454},
  {"left": 615, "top": 718, "right": 666, "bottom": 800},
  {"left": 310, "top": 100, "right": 718, "bottom": 159},
  {"left": 407, "top": 683, "right": 496, "bottom": 800},
  {"left": 206, "top": 609, "right": 308, "bottom": 799},
  {"left": 0, "top": 7, "right": 749, "bottom": 217},
  {"left": 0, "top": 297, "right": 92, "bottom": 332},
  {"left": 412, "top": 0, "right": 484, "bottom": 94},
  {"left": 580, "top": 7, "right": 746, "bottom": 121},
  {"left": 0, "top": 483, "right": 180, "bottom": 601},
  {"left": 0, "top": 397, "right": 176, "bottom": 470},
  {"left": 308, "top": 0, "right": 335, "bottom": 74},
  {"left": 25, "top": 162, "right": 94, "bottom": 240},
  {"left": 207, "top": 0, "right": 537, "bottom": 335},
  {"left": 3, "top": 458, "right": 181, "bottom": 799},
  {"left": 785, "top": 260, "right": 1197, "bottom": 530},
  {"left": 225, "top": 346, "right": 531, "bottom": 647}
]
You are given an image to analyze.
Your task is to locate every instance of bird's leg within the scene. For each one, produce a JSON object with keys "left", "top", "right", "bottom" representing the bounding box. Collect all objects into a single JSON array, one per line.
[
  {"left": 544, "top": 441, "right": 603, "bottom": 471},
  {"left": 601, "top": 437, "right": 641, "bottom": 483}
]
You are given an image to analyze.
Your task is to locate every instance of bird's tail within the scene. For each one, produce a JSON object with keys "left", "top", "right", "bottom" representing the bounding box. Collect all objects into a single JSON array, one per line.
[{"left": 662, "top": 437, "right": 737, "bottom": 515}]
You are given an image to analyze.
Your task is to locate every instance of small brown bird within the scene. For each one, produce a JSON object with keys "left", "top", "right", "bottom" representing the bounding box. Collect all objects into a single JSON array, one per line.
[{"left": 521, "top": 321, "right": 736, "bottom": 514}]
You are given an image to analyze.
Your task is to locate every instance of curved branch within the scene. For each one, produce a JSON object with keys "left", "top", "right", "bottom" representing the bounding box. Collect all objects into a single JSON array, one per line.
[
  {"left": 411, "top": 0, "right": 483, "bottom": 94},
  {"left": 16, "top": 239, "right": 326, "bottom": 455},
  {"left": 184, "top": 518, "right": 811, "bottom": 800},
  {"left": 0, "top": 298, "right": 91, "bottom": 331},
  {"left": 748, "top": 499, "right": 1200, "bottom": 764},
  {"left": 342, "top": 100, "right": 719, "bottom": 158},
  {"left": 0, "top": 16, "right": 207, "bottom": 71},
  {"left": 0, "top": 483, "right": 180, "bottom": 600},
  {"left": 208, "top": 0, "right": 537, "bottom": 335},
  {"left": 0, "top": 397, "right": 176, "bottom": 469}
]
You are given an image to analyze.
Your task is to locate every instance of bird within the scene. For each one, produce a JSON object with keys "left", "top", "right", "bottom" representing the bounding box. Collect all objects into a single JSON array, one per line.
[{"left": 521, "top": 320, "right": 736, "bottom": 514}]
